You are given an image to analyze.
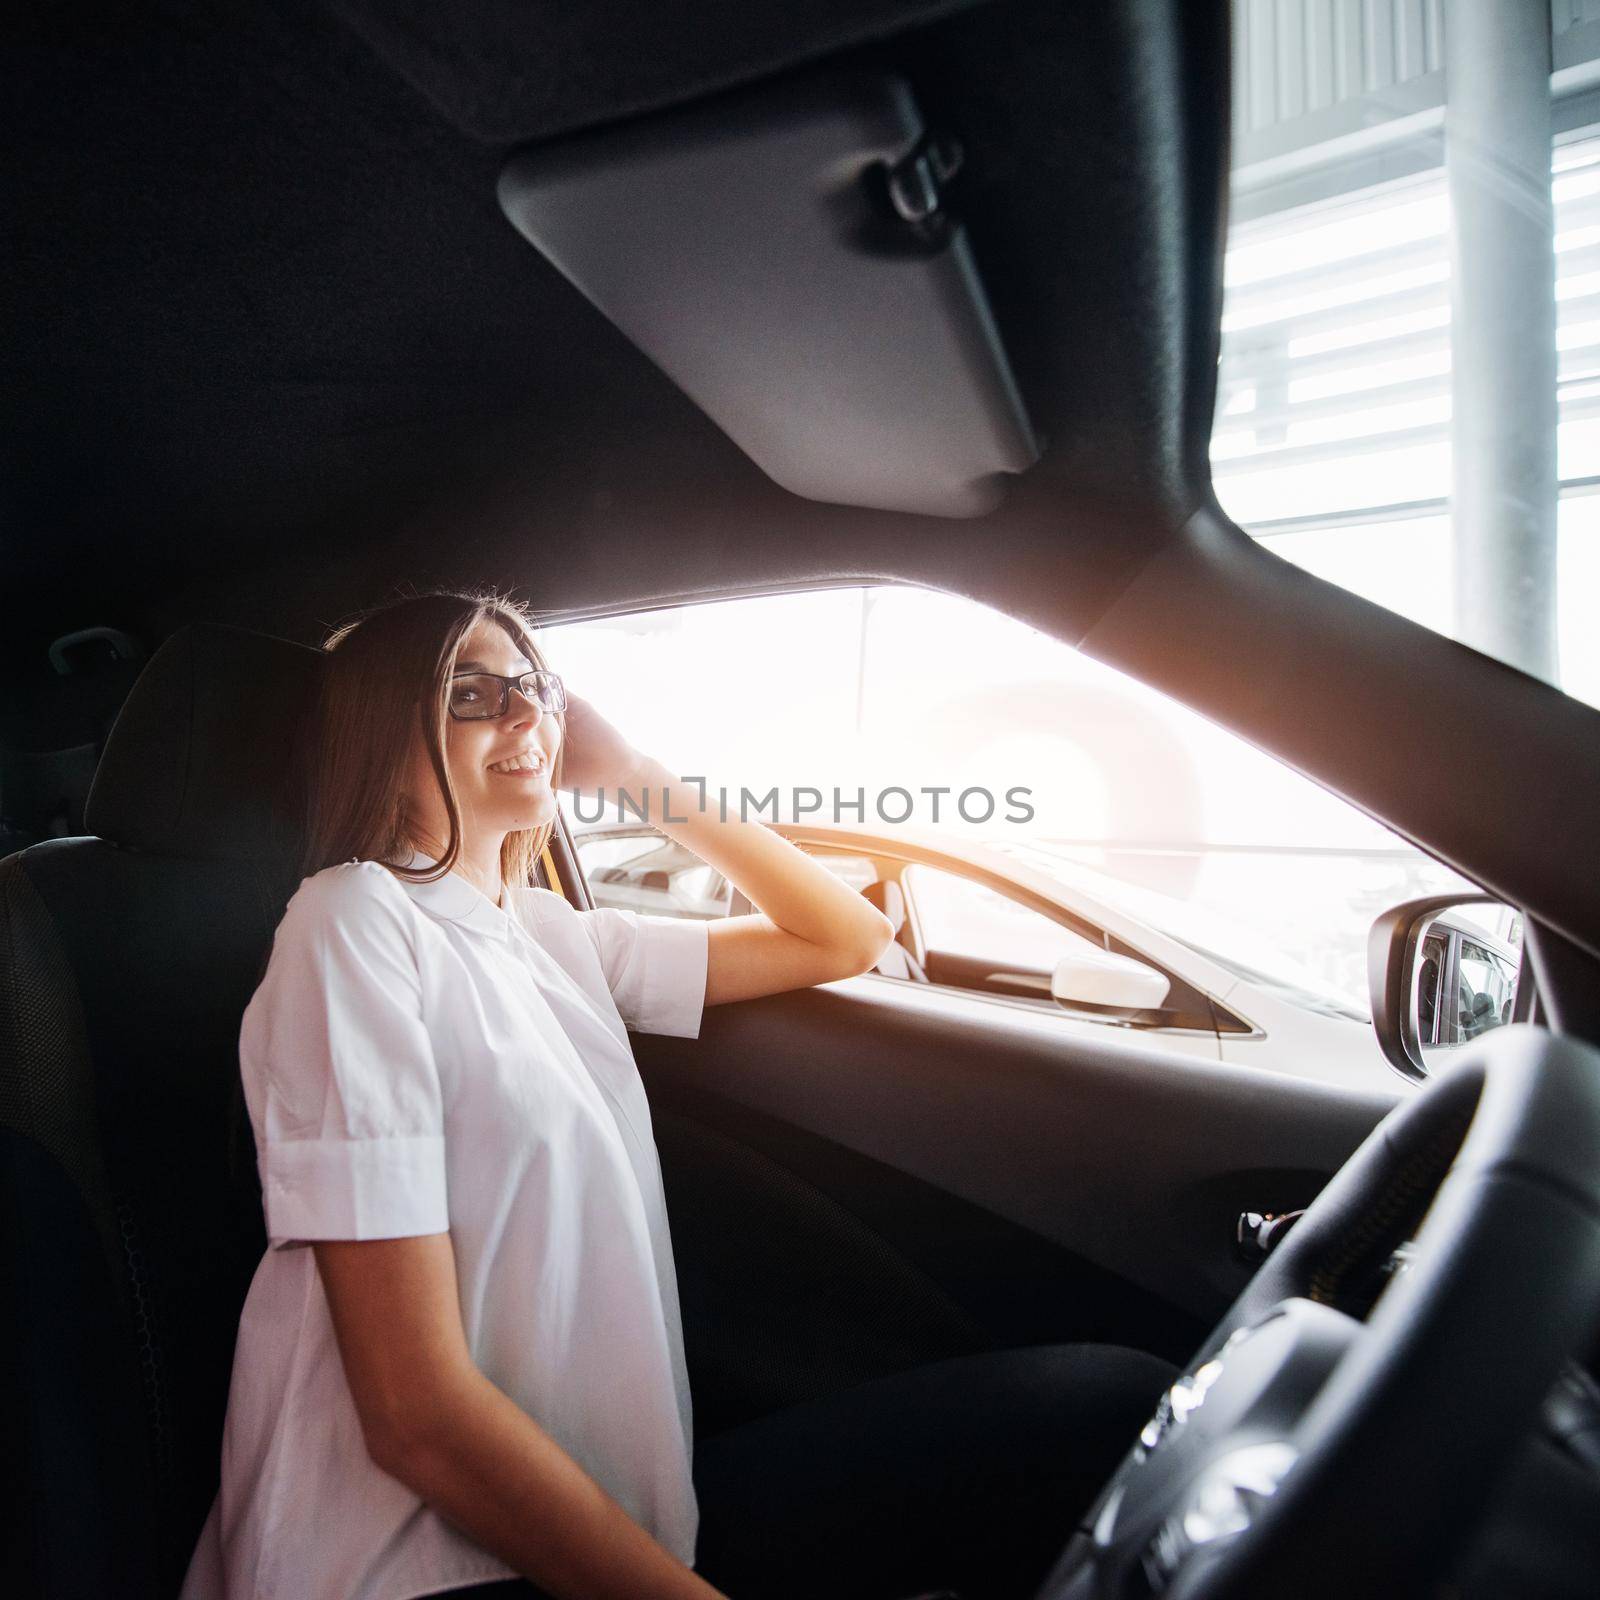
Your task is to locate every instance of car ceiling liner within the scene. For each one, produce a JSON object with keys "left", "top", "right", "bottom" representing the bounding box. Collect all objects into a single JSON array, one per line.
[
  {"left": 5, "top": 0, "right": 1225, "bottom": 650},
  {"left": 323, "top": 0, "right": 990, "bottom": 145},
  {"left": 13, "top": 2, "right": 1600, "bottom": 1003},
  {"left": 498, "top": 73, "right": 1040, "bottom": 517}
]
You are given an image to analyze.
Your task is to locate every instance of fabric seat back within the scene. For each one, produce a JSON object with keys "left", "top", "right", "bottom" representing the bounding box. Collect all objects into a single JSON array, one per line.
[{"left": 0, "top": 623, "right": 322, "bottom": 1599}]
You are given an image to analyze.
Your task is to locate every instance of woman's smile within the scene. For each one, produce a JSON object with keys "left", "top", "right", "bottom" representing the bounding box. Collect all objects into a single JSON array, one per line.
[{"left": 487, "top": 749, "right": 549, "bottom": 777}]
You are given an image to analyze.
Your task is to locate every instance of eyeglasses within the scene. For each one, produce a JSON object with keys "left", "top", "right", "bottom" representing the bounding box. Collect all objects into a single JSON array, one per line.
[{"left": 447, "top": 669, "right": 567, "bottom": 721}]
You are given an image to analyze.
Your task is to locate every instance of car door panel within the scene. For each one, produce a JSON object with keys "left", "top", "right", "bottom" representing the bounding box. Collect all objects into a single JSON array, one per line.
[{"left": 636, "top": 976, "right": 1397, "bottom": 1431}]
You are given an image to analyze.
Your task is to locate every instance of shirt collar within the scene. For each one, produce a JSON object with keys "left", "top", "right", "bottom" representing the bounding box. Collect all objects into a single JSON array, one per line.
[{"left": 387, "top": 846, "right": 515, "bottom": 941}]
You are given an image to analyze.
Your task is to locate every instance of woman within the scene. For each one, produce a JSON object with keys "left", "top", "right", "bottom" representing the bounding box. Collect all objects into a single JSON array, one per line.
[{"left": 182, "top": 587, "right": 1172, "bottom": 1600}]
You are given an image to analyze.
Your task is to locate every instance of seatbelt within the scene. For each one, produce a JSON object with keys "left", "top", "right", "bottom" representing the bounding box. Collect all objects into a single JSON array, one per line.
[{"left": 539, "top": 843, "right": 566, "bottom": 901}]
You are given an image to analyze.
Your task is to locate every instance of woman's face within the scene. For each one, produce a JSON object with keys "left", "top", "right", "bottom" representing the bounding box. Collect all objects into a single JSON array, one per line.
[{"left": 403, "top": 617, "right": 562, "bottom": 851}]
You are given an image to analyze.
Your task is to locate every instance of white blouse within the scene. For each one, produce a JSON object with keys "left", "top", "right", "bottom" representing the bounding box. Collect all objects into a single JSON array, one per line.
[{"left": 179, "top": 846, "right": 711, "bottom": 1600}]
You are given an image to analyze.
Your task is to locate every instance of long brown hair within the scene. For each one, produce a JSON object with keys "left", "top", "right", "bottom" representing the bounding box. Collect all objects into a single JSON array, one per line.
[{"left": 296, "top": 584, "right": 564, "bottom": 895}]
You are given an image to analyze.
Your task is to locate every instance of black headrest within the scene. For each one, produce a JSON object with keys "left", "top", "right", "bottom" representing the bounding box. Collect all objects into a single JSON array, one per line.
[{"left": 84, "top": 623, "right": 323, "bottom": 862}]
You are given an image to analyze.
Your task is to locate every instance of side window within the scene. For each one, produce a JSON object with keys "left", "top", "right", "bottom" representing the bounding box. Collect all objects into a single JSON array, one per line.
[
  {"left": 1454, "top": 938, "right": 1517, "bottom": 1041},
  {"left": 574, "top": 831, "right": 657, "bottom": 883},
  {"left": 896, "top": 861, "right": 1218, "bottom": 1031},
  {"left": 573, "top": 828, "right": 730, "bottom": 920},
  {"left": 543, "top": 580, "right": 1480, "bottom": 1085},
  {"left": 673, "top": 861, "right": 733, "bottom": 918},
  {"left": 903, "top": 863, "right": 1101, "bottom": 983}
]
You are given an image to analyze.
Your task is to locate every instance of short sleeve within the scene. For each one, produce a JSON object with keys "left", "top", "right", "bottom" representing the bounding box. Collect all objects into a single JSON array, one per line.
[
  {"left": 578, "top": 907, "right": 709, "bottom": 1040},
  {"left": 242, "top": 864, "right": 449, "bottom": 1250}
]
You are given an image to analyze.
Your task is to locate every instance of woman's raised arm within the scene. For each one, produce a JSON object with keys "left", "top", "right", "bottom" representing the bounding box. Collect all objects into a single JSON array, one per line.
[
  {"left": 558, "top": 696, "right": 894, "bottom": 1008},
  {"left": 617, "top": 756, "right": 895, "bottom": 1007}
]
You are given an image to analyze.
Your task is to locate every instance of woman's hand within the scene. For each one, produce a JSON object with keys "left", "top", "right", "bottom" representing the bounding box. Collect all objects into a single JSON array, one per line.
[{"left": 556, "top": 691, "right": 649, "bottom": 795}]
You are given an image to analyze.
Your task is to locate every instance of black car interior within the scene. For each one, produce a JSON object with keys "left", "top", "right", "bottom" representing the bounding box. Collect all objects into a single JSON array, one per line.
[{"left": 7, "top": 2, "right": 1600, "bottom": 1597}]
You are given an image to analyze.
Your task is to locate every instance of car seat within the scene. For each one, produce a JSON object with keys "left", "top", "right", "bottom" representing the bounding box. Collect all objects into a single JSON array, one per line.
[
  {"left": 0, "top": 627, "right": 145, "bottom": 850},
  {"left": 0, "top": 622, "right": 322, "bottom": 1598},
  {"left": 862, "top": 878, "right": 929, "bottom": 983},
  {"left": 0, "top": 773, "right": 35, "bottom": 861}
]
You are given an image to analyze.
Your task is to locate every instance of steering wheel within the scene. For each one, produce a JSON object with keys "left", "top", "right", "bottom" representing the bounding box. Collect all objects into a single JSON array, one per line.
[{"left": 1034, "top": 1024, "right": 1600, "bottom": 1599}]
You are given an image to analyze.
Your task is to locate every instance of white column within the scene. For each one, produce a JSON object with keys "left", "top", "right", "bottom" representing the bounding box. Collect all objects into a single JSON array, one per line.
[{"left": 1446, "top": 0, "right": 1559, "bottom": 684}]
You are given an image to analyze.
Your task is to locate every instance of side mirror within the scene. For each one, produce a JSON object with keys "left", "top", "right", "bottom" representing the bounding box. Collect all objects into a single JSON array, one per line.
[
  {"left": 1368, "top": 893, "right": 1525, "bottom": 1082},
  {"left": 1051, "top": 948, "right": 1172, "bottom": 1017}
]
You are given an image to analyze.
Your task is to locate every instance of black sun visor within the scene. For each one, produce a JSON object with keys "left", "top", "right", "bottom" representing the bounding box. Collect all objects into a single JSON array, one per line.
[{"left": 497, "top": 73, "right": 1040, "bottom": 518}]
